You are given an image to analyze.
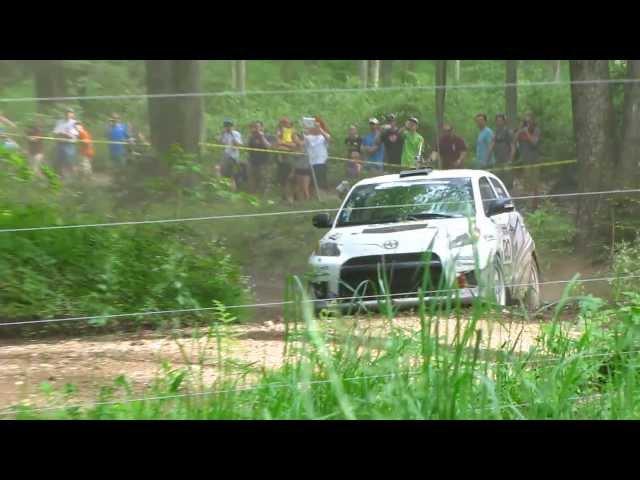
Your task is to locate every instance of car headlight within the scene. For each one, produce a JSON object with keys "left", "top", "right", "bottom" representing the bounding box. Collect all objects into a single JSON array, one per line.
[{"left": 318, "top": 241, "right": 341, "bottom": 257}]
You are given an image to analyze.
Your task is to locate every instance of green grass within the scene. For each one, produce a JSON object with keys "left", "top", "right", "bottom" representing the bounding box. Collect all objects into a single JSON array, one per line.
[{"left": 7, "top": 275, "right": 640, "bottom": 420}]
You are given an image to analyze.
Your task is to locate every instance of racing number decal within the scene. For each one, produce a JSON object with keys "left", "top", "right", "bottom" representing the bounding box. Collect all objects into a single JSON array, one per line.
[{"left": 502, "top": 225, "right": 513, "bottom": 265}]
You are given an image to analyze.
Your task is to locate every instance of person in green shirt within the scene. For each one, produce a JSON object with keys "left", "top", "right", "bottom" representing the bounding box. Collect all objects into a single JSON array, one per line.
[{"left": 400, "top": 117, "right": 426, "bottom": 168}]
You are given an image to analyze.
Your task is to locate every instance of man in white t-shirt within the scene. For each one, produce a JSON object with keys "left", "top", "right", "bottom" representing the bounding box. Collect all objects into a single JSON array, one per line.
[
  {"left": 53, "top": 108, "right": 79, "bottom": 178},
  {"left": 219, "top": 119, "right": 244, "bottom": 189},
  {"left": 304, "top": 120, "right": 331, "bottom": 192}
]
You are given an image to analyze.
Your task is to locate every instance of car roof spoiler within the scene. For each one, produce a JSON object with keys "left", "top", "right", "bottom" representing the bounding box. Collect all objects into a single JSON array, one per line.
[{"left": 399, "top": 168, "right": 433, "bottom": 178}]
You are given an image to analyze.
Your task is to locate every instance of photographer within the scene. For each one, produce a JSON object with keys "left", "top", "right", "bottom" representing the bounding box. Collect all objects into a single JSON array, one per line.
[{"left": 514, "top": 112, "right": 541, "bottom": 208}]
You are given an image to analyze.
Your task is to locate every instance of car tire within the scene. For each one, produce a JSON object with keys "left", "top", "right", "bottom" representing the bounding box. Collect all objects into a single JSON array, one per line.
[
  {"left": 481, "top": 258, "right": 507, "bottom": 307},
  {"left": 522, "top": 256, "right": 542, "bottom": 312}
]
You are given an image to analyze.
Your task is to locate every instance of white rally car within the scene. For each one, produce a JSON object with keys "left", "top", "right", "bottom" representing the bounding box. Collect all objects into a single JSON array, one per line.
[{"left": 308, "top": 168, "right": 541, "bottom": 311}]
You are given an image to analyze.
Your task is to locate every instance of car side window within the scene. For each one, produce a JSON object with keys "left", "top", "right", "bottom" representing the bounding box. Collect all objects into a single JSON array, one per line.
[
  {"left": 489, "top": 177, "right": 509, "bottom": 199},
  {"left": 478, "top": 177, "right": 496, "bottom": 215}
]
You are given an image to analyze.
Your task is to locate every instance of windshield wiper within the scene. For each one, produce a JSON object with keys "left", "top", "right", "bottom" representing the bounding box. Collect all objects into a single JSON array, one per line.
[{"left": 405, "top": 212, "right": 458, "bottom": 221}]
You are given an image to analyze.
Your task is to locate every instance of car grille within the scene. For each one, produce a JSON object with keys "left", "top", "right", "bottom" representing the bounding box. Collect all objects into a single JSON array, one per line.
[{"left": 338, "top": 252, "right": 444, "bottom": 299}]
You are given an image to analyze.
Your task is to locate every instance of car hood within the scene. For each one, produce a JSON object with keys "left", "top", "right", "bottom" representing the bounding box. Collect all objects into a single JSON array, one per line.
[{"left": 324, "top": 218, "right": 475, "bottom": 257}]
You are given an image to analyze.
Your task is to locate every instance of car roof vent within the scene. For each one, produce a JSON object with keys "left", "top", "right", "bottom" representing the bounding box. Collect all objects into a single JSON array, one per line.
[{"left": 399, "top": 168, "right": 434, "bottom": 178}]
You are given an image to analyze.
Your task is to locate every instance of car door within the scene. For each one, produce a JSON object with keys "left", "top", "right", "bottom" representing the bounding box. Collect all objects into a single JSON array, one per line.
[
  {"left": 489, "top": 176, "right": 520, "bottom": 283},
  {"left": 480, "top": 176, "right": 513, "bottom": 281}
]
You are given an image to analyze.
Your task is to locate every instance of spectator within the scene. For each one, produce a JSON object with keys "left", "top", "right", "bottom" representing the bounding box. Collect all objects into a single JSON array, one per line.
[
  {"left": 377, "top": 113, "right": 404, "bottom": 169},
  {"left": 53, "top": 108, "right": 79, "bottom": 178},
  {"left": 292, "top": 132, "right": 312, "bottom": 201},
  {"left": 492, "top": 114, "right": 515, "bottom": 190},
  {"left": 126, "top": 123, "right": 149, "bottom": 160},
  {"left": 75, "top": 121, "right": 94, "bottom": 178},
  {"left": 304, "top": 119, "right": 331, "bottom": 194},
  {"left": 514, "top": 112, "right": 541, "bottom": 208},
  {"left": 474, "top": 113, "right": 495, "bottom": 169},
  {"left": 361, "top": 118, "right": 384, "bottom": 174},
  {"left": 26, "top": 116, "right": 46, "bottom": 175},
  {"left": 106, "top": 113, "right": 129, "bottom": 168},
  {"left": 344, "top": 125, "right": 362, "bottom": 178},
  {"left": 275, "top": 117, "right": 296, "bottom": 202},
  {"left": 219, "top": 119, "right": 244, "bottom": 190},
  {"left": 399, "top": 117, "right": 425, "bottom": 168},
  {"left": 247, "top": 120, "right": 271, "bottom": 194},
  {"left": 438, "top": 123, "right": 468, "bottom": 169},
  {"left": 346, "top": 150, "right": 363, "bottom": 179}
]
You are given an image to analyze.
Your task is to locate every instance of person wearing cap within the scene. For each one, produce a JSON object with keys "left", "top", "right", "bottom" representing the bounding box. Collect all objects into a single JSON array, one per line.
[
  {"left": 438, "top": 123, "right": 468, "bottom": 169},
  {"left": 361, "top": 118, "right": 384, "bottom": 173},
  {"left": 219, "top": 119, "right": 244, "bottom": 190},
  {"left": 399, "top": 117, "right": 425, "bottom": 168},
  {"left": 106, "top": 113, "right": 130, "bottom": 168},
  {"left": 53, "top": 108, "right": 79, "bottom": 178},
  {"left": 377, "top": 113, "right": 404, "bottom": 169}
]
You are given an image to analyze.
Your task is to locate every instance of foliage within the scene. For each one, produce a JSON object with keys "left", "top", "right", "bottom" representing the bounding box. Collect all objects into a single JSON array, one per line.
[
  {"left": 611, "top": 236, "right": 640, "bottom": 302},
  {"left": 0, "top": 149, "right": 250, "bottom": 332},
  {"left": 524, "top": 201, "right": 576, "bottom": 267}
]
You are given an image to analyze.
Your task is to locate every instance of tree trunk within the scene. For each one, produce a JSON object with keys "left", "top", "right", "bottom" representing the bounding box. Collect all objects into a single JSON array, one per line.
[
  {"left": 359, "top": 60, "right": 369, "bottom": 89},
  {"left": 569, "top": 60, "right": 616, "bottom": 251},
  {"left": 619, "top": 60, "right": 640, "bottom": 188},
  {"left": 32, "top": 60, "right": 66, "bottom": 113},
  {"left": 146, "top": 60, "right": 203, "bottom": 159},
  {"left": 435, "top": 60, "right": 447, "bottom": 131},
  {"left": 407, "top": 61, "right": 416, "bottom": 73},
  {"left": 381, "top": 60, "right": 393, "bottom": 87},
  {"left": 236, "top": 60, "right": 246, "bottom": 93},
  {"left": 505, "top": 60, "right": 518, "bottom": 130},
  {"left": 231, "top": 60, "right": 236, "bottom": 89},
  {"left": 370, "top": 60, "right": 380, "bottom": 89},
  {"left": 554, "top": 60, "right": 562, "bottom": 82},
  {"left": 455, "top": 60, "right": 461, "bottom": 82}
]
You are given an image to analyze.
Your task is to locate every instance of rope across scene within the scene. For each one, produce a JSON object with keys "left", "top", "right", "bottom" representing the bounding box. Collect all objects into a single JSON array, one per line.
[
  {"left": 1, "top": 274, "right": 638, "bottom": 328},
  {"left": 1, "top": 187, "right": 638, "bottom": 234}
]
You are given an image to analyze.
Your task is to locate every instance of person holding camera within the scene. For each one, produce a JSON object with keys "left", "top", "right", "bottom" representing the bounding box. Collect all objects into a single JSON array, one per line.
[
  {"left": 514, "top": 112, "right": 541, "bottom": 208},
  {"left": 303, "top": 119, "right": 331, "bottom": 194},
  {"left": 492, "top": 114, "right": 515, "bottom": 190}
]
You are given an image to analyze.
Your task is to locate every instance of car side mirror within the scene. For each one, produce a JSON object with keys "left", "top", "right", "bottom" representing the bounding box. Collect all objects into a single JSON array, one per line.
[
  {"left": 487, "top": 198, "right": 515, "bottom": 216},
  {"left": 312, "top": 213, "right": 333, "bottom": 229}
]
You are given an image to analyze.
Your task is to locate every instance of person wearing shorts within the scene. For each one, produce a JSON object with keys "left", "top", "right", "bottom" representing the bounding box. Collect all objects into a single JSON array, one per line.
[
  {"left": 293, "top": 133, "right": 312, "bottom": 201},
  {"left": 75, "top": 121, "right": 94, "bottom": 178},
  {"left": 275, "top": 118, "right": 297, "bottom": 202},
  {"left": 53, "top": 108, "right": 79, "bottom": 178}
]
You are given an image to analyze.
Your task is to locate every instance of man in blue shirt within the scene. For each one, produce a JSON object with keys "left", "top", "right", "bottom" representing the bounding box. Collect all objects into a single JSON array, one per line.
[
  {"left": 107, "top": 113, "right": 129, "bottom": 167},
  {"left": 474, "top": 113, "right": 495, "bottom": 169},
  {"left": 361, "top": 118, "right": 385, "bottom": 173}
]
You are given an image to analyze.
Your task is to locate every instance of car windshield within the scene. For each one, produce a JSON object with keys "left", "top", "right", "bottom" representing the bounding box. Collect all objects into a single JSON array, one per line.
[{"left": 336, "top": 178, "right": 475, "bottom": 227}]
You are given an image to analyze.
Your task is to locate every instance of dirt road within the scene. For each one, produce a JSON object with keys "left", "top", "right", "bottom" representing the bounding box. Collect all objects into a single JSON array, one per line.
[{"left": 0, "top": 313, "right": 574, "bottom": 413}]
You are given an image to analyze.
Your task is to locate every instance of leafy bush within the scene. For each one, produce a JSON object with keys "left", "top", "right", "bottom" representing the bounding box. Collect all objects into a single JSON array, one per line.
[
  {"left": 524, "top": 201, "right": 576, "bottom": 263},
  {"left": 0, "top": 147, "right": 250, "bottom": 331},
  {"left": 612, "top": 236, "right": 640, "bottom": 302}
]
